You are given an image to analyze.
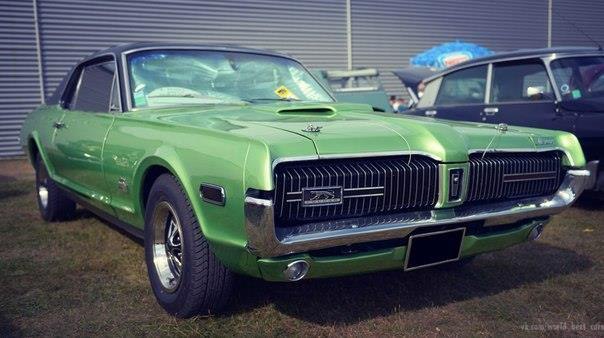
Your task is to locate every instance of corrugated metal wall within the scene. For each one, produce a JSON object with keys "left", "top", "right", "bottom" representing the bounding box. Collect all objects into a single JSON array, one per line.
[
  {"left": 0, "top": 0, "right": 41, "bottom": 157},
  {"left": 351, "top": 0, "right": 549, "bottom": 96},
  {"left": 37, "top": 0, "right": 348, "bottom": 99},
  {"left": 2, "top": 0, "right": 604, "bottom": 157},
  {"left": 552, "top": 0, "right": 604, "bottom": 47}
]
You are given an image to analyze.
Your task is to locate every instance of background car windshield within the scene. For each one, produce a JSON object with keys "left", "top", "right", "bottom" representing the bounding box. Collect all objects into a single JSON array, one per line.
[
  {"left": 550, "top": 56, "right": 604, "bottom": 101},
  {"left": 127, "top": 50, "right": 333, "bottom": 108}
]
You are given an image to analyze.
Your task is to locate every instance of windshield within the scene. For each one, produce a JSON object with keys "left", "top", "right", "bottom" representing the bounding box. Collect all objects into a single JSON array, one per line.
[
  {"left": 127, "top": 50, "right": 333, "bottom": 108},
  {"left": 550, "top": 56, "right": 604, "bottom": 101}
]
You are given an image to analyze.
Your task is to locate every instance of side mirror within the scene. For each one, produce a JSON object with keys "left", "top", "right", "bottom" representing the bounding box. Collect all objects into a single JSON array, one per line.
[{"left": 554, "top": 101, "right": 564, "bottom": 116}]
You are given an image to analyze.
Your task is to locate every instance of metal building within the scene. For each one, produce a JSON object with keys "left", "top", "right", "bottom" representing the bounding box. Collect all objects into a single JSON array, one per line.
[{"left": 2, "top": 0, "right": 604, "bottom": 157}]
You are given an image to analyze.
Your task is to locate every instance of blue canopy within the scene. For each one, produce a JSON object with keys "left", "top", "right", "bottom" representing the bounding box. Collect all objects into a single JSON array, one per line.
[{"left": 410, "top": 41, "right": 494, "bottom": 69}]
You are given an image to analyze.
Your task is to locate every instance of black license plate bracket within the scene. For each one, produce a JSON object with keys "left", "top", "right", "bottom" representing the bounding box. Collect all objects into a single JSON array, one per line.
[{"left": 404, "top": 227, "right": 466, "bottom": 271}]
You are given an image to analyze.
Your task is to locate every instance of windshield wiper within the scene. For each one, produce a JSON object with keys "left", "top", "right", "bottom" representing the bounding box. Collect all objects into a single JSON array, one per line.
[
  {"left": 244, "top": 97, "right": 302, "bottom": 103},
  {"left": 147, "top": 94, "right": 198, "bottom": 98}
]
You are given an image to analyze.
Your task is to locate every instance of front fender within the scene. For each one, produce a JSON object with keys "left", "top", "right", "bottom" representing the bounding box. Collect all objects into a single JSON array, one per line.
[{"left": 117, "top": 138, "right": 262, "bottom": 277}]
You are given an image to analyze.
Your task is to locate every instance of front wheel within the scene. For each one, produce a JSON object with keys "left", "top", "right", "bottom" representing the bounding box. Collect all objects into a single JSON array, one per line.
[{"left": 144, "top": 174, "right": 233, "bottom": 318}]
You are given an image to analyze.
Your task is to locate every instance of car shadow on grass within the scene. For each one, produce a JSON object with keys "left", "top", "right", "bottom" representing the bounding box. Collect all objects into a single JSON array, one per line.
[
  {"left": 226, "top": 242, "right": 592, "bottom": 325},
  {"left": 68, "top": 205, "right": 593, "bottom": 325},
  {"left": 573, "top": 192, "right": 603, "bottom": 210}
]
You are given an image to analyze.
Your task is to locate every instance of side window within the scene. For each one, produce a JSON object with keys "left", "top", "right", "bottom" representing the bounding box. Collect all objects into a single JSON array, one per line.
[
  {"left": 70, "top": 61, "right": 117, "bottom": 113},
  {"left": 435, "top": 65, "right": 487, "bottom": 105},
  {"left": 490, "top": 61, "right": 553, "bottom": 103}
]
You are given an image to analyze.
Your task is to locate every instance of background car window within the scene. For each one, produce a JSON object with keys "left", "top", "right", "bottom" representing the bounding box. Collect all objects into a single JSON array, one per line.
[
  {"left": 490, "top": 61, "right": 553, "bottom": 102},
  {"left": 416, "top": 77, "right": 441, "bottom": 108},
  {"left": 550, "top": 56, "right": 604, "bottom": 101},
  {"left": 435, "top": 65, "right": 487, "bottom": 105},
  {"left": 70, "top": 61, "right": 116, "bottom": 113}
]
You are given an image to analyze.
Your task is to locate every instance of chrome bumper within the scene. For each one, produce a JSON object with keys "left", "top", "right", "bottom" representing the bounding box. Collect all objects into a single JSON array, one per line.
[{"left": 245, "top": 169, "right": 590, "bottom": 258}]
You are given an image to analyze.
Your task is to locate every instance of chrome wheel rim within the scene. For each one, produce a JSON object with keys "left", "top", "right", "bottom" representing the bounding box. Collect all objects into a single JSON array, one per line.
[
  {"left": 151, "top": 201, "right": 184, "bottom": 293},
  {"left": 37, "top": 167, "right": 49, "bottom": 210},
  {"left": 38, "top": 184, "right": 48, "bottom": 209}
]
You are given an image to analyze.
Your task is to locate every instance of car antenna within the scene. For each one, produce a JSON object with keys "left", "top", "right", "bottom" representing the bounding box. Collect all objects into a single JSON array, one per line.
[{"left": 555, "top": 11, "right": 602, "bottom": 51}]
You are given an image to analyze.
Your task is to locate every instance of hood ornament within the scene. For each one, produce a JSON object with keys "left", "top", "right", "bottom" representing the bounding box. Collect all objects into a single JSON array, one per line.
[
  {"left": 481, "top": 123, "right": 508, "bottom": 159},
  {"left": 495, "top": 123, "right": 508, "bottom": 134},
  {"left": 302, "top": 124, "right": 322, "bottom": 133}
]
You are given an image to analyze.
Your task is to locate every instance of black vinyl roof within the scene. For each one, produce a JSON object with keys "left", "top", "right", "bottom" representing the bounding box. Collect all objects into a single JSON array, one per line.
[
  {"left": 47, "top": 42, "right": 294, "bottom": 105},
  {"left": 86, "top": 42, "right": 291, "bottom": 60}
]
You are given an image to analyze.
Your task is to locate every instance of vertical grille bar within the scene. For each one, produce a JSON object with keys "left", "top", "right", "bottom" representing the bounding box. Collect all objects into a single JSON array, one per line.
[
  {"left": 274, "top": 155, "right": 439, "bottom": 226},
  {"left": 467, "top": 151, "right": 564, "bottom": 203}
]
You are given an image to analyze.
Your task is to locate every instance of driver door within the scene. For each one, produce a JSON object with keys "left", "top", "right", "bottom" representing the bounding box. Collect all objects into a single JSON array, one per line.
[{"left": 51, "top": 58, "right": 119, "bottom": 214}]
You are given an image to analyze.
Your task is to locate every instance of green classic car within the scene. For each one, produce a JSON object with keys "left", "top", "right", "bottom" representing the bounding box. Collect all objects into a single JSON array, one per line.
[{"left": 20, "top": 43, "right": 590, "bottom": 318}]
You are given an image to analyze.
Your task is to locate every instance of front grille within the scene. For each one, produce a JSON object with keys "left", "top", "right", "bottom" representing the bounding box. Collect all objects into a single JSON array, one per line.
[
  {"left": 467, "top": 151, "right": 564, "bottom": 202},
  {"left": 273, "top": 155, "right": 439, "bottom": 226}
]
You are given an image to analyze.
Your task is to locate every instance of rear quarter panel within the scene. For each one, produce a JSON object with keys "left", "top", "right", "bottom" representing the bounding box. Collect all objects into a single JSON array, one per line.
[{"left": 20, "top": 105, "right": 65, "bottom": 174}]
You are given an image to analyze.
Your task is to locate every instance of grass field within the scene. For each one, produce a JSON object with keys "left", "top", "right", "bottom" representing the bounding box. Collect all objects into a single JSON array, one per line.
[{"left": 0, "top": 160, "right": 602, "bottom": 336}]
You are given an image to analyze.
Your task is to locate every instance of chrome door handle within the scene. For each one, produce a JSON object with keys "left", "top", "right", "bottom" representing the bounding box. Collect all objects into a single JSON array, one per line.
[
  {"left": 53, "top": 121, "right": 65, "bottom": 129},
  {"left": 425, "top": 110, "right": 437, "bottom": 117},
  {"left": 483, "top": 107, "right": 499, "bottom": 115}
]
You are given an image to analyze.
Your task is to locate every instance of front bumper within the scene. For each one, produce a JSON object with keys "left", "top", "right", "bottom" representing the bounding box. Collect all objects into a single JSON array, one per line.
[
  {"left": 245, "top": 169, "right": 590, "bottom": 258},
  {"left": 257, "top": 218, "right": 544, "bottom": 281}
]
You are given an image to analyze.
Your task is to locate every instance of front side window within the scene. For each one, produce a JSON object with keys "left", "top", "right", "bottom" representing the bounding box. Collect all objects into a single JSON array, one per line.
[
  {"left": 127, "top": 50, "right": 333, "bottom": 108},
  {"left": 550, "top": 56, "right": 604, "bottom": 101},
  {"left": 490, "top": 60, "right": 553, "bottom": 103},
  {"left": 70, "top": 61, "right": 116, "bottom": 113},
  {"left": 435, "top": 65, "right": 487, "bottom": 105}
]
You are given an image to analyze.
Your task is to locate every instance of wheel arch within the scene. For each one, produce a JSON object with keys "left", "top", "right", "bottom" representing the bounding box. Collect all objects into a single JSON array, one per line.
[
  {"left": 133, "top": 150, "right": 203, "bottom": 231},
  {"left": 26, "top": 133, "right": 55, "bottom": 176}
]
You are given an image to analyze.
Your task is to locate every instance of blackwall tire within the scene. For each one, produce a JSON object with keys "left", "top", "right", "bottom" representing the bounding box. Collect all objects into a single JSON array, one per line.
[
  {"left": 144, "top": 174, "right": 233, "bottom": 318},
  {"left": 34, "top": 155, "right": 76, "bottom": 222}
]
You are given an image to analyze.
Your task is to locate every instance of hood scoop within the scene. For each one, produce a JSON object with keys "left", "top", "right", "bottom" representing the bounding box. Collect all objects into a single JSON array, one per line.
[{"left": 276, "top": 106, "right": 336, "bottom": 115}]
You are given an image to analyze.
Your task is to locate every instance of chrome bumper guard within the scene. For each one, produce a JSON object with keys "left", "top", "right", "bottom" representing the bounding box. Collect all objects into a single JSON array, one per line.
[{"left": 245, "top": 170, "right": 590, "bottom": 258}]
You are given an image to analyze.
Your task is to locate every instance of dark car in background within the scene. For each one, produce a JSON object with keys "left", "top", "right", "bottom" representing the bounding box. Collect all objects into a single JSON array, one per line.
[{"left": 399, "top": 47, "right": 604, "bottom": 192}]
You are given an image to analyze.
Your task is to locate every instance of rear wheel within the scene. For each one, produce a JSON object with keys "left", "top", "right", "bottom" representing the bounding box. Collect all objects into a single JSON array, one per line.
[
  {"left": 144, "top": 174, "right": 233, "bottom": 318},
  {"left": 35, "top": 154, "right": 76, "bottom": 221}
]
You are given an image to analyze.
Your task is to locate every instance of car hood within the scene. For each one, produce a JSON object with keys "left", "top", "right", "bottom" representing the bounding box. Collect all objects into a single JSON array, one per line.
[{"left": 131, "top": 102, "right": 563, "bottom": 163}]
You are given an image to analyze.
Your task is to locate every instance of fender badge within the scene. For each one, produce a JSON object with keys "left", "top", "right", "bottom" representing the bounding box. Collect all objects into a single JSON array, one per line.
[
  {"left": 302, "top": 124, "right": 322, "bottom": 133},
  {"left": 496, "top": 123, "right": 508, "bottom": 134},
  {"left": 118, "top": 177, "right": 128, "bottom": 193},
  {"left": 534, "top": 136, "right": 555, "bottom": 146}
]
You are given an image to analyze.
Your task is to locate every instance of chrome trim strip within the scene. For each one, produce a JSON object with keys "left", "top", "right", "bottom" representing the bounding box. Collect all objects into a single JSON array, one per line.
[
  {"left": 272, "top": 155, "right": 320, "bottom": 169},
  {"left": 468, "top": 147, "right": 576, "bottom": 167},
  {"left": 319, "top": 151, "right": 442, "bottom": 161},
  {"left": 468, "top": 147, "right": 561, "bottom": 154},
  {"left": 345, "top": 186, "right": 385, "bottom": 191},
  {"left": 343, "top": 193, "right": 384, "bottom": 198},
  {"left": 245, "top": 170, "right": 589, "bottom": 258},
  {"left": 272, "top": 151, "right": 443, "bottom": 169},
  {"left": 586, "top": 160, "right": 599, "bottom": 190}
]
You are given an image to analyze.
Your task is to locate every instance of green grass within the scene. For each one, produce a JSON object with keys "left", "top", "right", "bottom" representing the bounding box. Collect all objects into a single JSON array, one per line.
[{"left": 0, "top": 178, "right": 602, "bottom": 337}]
